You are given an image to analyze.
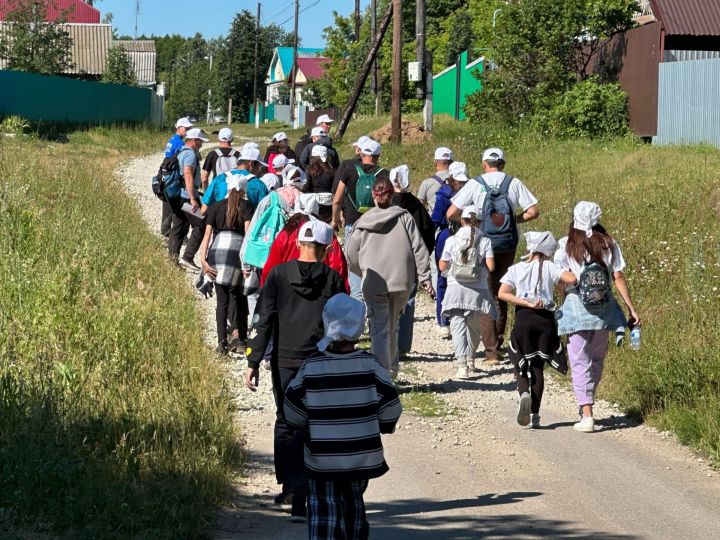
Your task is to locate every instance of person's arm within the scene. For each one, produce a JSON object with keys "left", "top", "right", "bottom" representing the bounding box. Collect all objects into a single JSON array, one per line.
[
  {"left": 245, "top": 272, "right": 279, "bottom": 390},
  {"left": 199, "top": 224, "right": 216, "bottom": 278},
  {"left": 446, "top": 203, "right": 462, "bottom": 223},
  {"left": 438, "top": 259, "right": 450, "bottom": 272},
  {"left": 613, "top": 271, "right": 641, "bottom": 326},
  {"left": 516, "top": 204, "right": 540, "bottom": 224},
  {"left": 201, "top": 169, "right": 210, "bottom": 190},
  {"left": 485, "top": 255, "right": 495, "bottom": 273},
  {"left": 331, "top": 180, "right": 346, "bottom": 231},
  {"left": 376, "top": 359, "right": 402, "bottom": 434},
  {"left": 499, "top": 283, "right": 543, "bottom": 309},
  {"left": 559, "top": 270, "right": 576, "bottom": 285},
  {"left": 344, "top": 225, "right": 362, "bottom": 276},
  {"left": 184, "top": 164, "right": 198, "bottom": 210},
  {"left": 406, "top": 216, "right": 434, "bottom": 297}
]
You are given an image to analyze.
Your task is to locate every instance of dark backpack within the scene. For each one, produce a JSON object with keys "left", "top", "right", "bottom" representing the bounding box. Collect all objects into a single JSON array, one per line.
[
  {"left": 348, "top": 165, "right": 384, "bottom": 214},
  {"left": 151, "top": 147, "right": 192, "bottom": 200},
  {"left": 578, "top": 261, "right": 612, "bottom": 306},
  {"left": 477, "top": 174, "right": 518, "bottom": 253}
]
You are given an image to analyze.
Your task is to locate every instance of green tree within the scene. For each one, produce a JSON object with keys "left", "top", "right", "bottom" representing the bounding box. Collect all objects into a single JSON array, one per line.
[
  {"left": 0, "top": 0, "right": 74, "bottom": 74},
  {"left": 102, "top": 45, "right": 137, "bottom": 85}
]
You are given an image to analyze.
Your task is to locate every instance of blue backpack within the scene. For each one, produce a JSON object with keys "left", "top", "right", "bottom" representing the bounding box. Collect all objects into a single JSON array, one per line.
[
  {"left": 243, "top": 191, "right": 288, "bottom": 269},
  {"left": 477, "top": 174, "right": 518, "bottom": 253},
  {"left": 161, "top": 147, "right": 194, "bottom": 199}
]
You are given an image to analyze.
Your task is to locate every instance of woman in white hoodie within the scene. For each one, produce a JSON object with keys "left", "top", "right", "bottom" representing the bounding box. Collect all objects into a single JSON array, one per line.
[{"left": 345, "top": 177, "right": 435, "bottom": 379}]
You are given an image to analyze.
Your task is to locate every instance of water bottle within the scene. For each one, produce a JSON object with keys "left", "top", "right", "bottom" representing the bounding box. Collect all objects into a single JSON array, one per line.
[{"left": 629, "top": 327, "right": 641, "bottom": 351}]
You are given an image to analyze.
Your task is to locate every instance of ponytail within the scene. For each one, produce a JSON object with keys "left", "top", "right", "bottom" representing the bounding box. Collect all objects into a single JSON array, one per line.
[
  {"left": 226, "top": 189, "right": 241, "bottom": 230},
  {"left": 460, "top": 217, "right": 477, "bottom": 264}
]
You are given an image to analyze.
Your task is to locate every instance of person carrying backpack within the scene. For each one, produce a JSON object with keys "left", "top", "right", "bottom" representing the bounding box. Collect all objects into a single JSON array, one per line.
[
  {"left": 201, "top": 145, "right": 267, "bottom": 215},
  {"left": 417, "top": 147, "right": 454, "bottom": 215},
  {"left": 332, "top": 140, "right": 389, "bottom": 300},
  {"left": 554, "top": 201, "right": 641, "bottom": 433},
  {"left": 201, "top": 128, "right": 241, "bottom": 188},
  {"left": 438, "top": 206, "right": 498, "bottom": 379},
  {"left": 498, "top": 232, "right": 577, "bottom": 428},
  {"left": 264, "top": 132, "right": 297, "bottom": 174},
  {"left": 159, "top": 117, "right": 193, "bottom": 240},
  {"left": 446, "top": 147, "right": 541, "bottom": 354}
]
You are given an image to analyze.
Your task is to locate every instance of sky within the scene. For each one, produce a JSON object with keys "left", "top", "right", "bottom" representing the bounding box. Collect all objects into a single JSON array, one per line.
[{"left": 97, "top": 0, "right": 371, "bottom": 48}]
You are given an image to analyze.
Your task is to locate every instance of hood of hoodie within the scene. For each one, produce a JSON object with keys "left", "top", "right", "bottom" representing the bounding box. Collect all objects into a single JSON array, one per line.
[
  {"left": 354, "top": 206, "right": 406, "bottom": 233},
  {"left": 287, "top": 260, "right": 331, "bottom": 299},
  {"left": 317, "top": 136, "right": 333, "bottom": 148}
]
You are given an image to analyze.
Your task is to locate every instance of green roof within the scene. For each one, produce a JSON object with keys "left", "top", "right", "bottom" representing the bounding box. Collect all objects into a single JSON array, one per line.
[{"left": 270, "top": 47, "right": 324, "bottom": 83}]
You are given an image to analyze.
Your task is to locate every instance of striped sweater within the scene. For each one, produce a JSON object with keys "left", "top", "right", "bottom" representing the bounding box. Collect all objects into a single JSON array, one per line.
[{"left": 283, "top": 349, "right": 402, "bottom": 481}]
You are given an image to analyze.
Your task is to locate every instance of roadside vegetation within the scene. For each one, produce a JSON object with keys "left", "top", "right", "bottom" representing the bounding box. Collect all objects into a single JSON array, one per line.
[{"left": 0, "top": 126, "right": 242, "bottom": 537}]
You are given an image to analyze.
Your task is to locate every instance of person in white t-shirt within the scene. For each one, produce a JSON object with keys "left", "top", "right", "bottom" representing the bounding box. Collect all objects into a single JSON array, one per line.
[
  {"left": 446, "top": 147, "right": 541, "bottom": 352},
  {"left": 439, "top": 206, "right": 498, "bottom": 380},
  {"left": 499, "top": 232, "right": 576, "bottom": 429},
  {"left": 553, "top": 201, "right": 641, "bottom": 434}
]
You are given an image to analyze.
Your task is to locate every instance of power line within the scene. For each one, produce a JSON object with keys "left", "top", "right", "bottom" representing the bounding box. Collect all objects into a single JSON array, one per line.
[{"left": 274, "top": 0, "right": 321, "bottom": 28}]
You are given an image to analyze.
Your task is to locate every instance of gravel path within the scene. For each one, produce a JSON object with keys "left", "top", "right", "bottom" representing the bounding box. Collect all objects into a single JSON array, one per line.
[{"left": 119, "top": 151, "right": 720, "bottom": 539}]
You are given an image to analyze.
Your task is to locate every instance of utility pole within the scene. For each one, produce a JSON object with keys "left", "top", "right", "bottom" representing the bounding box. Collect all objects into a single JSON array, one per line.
[
  {"left": 371, "top": 0, "right": 382, "bottom": 115},
  {"left": 336, "top": 4, "right": 393, "bottom": 139},
  {"left": 423, "top": 49, "right": 433, "bottom": 132},
  {"left": 415, "top": 0, "right": 425, "bottom": 100},
  {"left": 134, "top": 0, "right": 140, "bottom": 39},
  {"left": 354, "top": 0, "right": 361, "bottom": 42},
  {"left": 289, "top": 0, "right": 300, "bottom": 129},
  {"left": 390, "top": 0, "right": 402, "bottom": 144},
  {"left": 253, "top": 2, "right": 261, "bottom": 128},
  {"left": 206, "top": 54, "right": 213, "bottom": 124}
]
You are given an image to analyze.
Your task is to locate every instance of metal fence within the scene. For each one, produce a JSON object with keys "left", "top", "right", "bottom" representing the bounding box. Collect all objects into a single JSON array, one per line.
[
  {"left": 0, "top": 69, "right": 164, "bottom": 127},
  {"left": 655, "top": 58, "right": 720, "bottom": 146}
]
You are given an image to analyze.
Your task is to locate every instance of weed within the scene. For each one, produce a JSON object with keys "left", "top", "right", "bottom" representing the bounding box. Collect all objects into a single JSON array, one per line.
[{"left": 401, "top": 391, "right": 454, "bottom": 417}]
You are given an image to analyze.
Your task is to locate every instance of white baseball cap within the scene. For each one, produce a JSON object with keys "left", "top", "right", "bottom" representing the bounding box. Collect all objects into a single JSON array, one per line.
[
  {"left": 298, "top": 219, "right": 333, "bottom": 245},
  {"left": 218, "top": 127, "right": 233, "bottom": 142},
  {"left": 242, "top": 141, "right": 260, "bottom": 150},
  {"left": 239, "top": 146, "right": 267, "bottom": 165},
  {"left": 360, "top": 140, "right": 381, "bottom": 156},
  {"left": 482, "top": 147, "right": 505, "bottom": 162},
  {"left": 185, "top": 128, "right": 209, "bottom": 142},
  {"left": 282, "top": 165, "right": 307, "bottom": 186},
  {"left": 261, "top": 173, "right": 280, "bottom": 191},
  {"left": 272, "top": 154, "right": 294, "bottom": 170},
  {"left": 273, "top": 131, "right": 288, "bottom": 142},
  {"left": 352, "top": 135, "right": 371, "bottom": 148},
  {"left": 461, "top": 205, "right": 479, "bottom": 219},
  {"left": 448, "top": 161, "right": 469, "bottom": 182},
  {"left": 311, "top": 127, "right": 327, "bottom": 137},
  {"left": 316, "top": 114, "right": 334, "bottom": 125},
  {"left": 434, "top": 147, "right": 454, "bottom": 161},
  {"left": 175, "top": 117, "right": 194, "bottom": 129},
  {"left": 311, "top": 144, "right": 328, "bottom": 162}
]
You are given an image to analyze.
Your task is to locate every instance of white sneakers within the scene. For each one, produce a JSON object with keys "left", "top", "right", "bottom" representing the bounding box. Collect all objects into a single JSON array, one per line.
[
  {"left": 466, "top": 357, "right": 476, "bottom": 371},
  {"left": 455, "top": 365, "right": 469, "bottom": 379},
  {"left": 517, "top": 392, "right": 531, "bottom": 426},
  {"left": 434, "top": 325, "right": 451, "bottom": 338},
  {"left": 574, "top": 416, "right": 595, "bottom": 433}
]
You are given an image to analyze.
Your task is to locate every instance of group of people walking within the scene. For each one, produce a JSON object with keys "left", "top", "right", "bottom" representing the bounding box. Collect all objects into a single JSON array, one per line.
[{"left": 155, "top": 114, "right": 641, "bottom": 539}]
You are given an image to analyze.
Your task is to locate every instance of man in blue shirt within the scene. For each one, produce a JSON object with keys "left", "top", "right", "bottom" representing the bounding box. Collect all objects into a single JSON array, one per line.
[
  {"left": 201, "top": 145, "right": 267, "bottom": 213},
  {"left": 161, "top": 117, "right": 194, "bottom": 239},
  {"left": 168, "top": 128, "right": 208, "bottom": 272}
]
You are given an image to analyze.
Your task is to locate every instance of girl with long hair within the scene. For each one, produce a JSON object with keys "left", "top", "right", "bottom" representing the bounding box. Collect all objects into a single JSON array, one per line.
[
  {"left": 264, "top": 132, "right": 297, "bottom": 173},
  {"left": 438, "top": 206, "right": 497, "bottom": 379},
  {"left": 305, "top": 145, "right": 336, "bottom": 223},
  {"left": 499, "top": 232, "right": 577, "bottom": 428},
  {"left": 554, "top": 201, "right": 641, "bottom": 433},
  {"left": 199, "top": 176, "right": 254, "bottom": 354}
]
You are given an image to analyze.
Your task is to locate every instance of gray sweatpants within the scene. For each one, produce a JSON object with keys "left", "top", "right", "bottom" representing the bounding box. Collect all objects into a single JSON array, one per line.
[
  {"left": 366, "top": 290, "right": 411, "bottom": 378},
  {"left": 448, "top": 310, "right": 484, "bottom": 365}
]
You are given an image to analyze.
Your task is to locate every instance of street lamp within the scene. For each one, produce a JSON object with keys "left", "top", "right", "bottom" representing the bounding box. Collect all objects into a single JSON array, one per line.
[{"left": 492, "top": 8, "right": 502, "bottom": 28}]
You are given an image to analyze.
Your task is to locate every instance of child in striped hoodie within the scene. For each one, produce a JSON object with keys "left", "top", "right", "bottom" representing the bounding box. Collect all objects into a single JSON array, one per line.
[{"left": 284, "top": 294, "right": 402, "bottom": 540}]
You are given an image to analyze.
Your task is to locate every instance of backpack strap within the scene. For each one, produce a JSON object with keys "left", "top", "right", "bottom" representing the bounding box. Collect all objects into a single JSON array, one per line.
[
  {"left": 475, "top": 175, "right": 490, "bottom": 191},
  {"left": 499, "top": 174, "right": 514, "bottom": 194},
  {"left": 374, "top": 167, "right": 386, "bottom": 178},
  {"left": 431, "top": 175, "right": 444, "bottom": 186},
  {"left": 215, "top": 148, "right": 223, "bottom": 157}
]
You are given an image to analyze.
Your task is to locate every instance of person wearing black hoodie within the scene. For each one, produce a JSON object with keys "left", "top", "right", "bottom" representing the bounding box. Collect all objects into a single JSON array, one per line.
[
  {"left": 263, "top": 131, "right": 297, "bottom": 173},
  {"left": 390, "top": 165, "right": 435, "bottom": 356},
  {"left": 300, "top": 127, "right": 340, "bottom": 170},
  {"left": 245, "top": 220, "right": 345, "bottom": 523}
]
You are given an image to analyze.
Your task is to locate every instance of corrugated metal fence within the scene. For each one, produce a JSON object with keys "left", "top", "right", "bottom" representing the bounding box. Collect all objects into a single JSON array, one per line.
[
  {"left": 655, "top": 58, "right": 720, "bottom": 146},
  {"left": 0, "top": 69, "right": 164, "bottom": 127}
]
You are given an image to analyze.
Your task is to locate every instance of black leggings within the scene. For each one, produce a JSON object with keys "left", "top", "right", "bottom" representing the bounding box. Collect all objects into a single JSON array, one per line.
[
  {"left": 515, "top": 359, "right": 545, "bottom": 414},
  {"left": 215, "top": 284, "right": 248, "bottom": 344}
]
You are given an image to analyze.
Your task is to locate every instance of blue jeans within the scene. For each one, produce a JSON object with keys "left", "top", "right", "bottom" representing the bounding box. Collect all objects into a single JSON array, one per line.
[
  {"left": 436, "top": 273, "right": 449, "bottom": 327},
  {"left": 398, "top": 283, "right": 417, "bottom": 354},
  {"left": 345, "top": 224, "right": 363, "bottom": 301}
]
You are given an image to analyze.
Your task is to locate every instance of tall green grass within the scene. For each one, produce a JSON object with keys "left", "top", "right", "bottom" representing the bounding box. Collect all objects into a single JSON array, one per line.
[
  {"left": 0, "top": 127, "right": 242, "bottom": 537},
  {"left": 242, "top": 114, "right": 720, "bottom": 464}
]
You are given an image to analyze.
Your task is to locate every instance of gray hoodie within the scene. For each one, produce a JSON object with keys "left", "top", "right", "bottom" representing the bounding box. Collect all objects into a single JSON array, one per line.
[{"left": 345, "top": 206, "right": 431, "bottom": 295}]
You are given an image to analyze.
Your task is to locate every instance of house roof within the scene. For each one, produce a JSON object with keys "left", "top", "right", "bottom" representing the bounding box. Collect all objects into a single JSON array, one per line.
[
  {"left": 115, "top": 40, "right": 156, "bottom": 53},
  {"left": 0, "top": 0, "right": 101, "bottom": 24},
  {"left": 0, "top": 22, "right": 111, "bottom": 75},
  {"left": 276, "top": 47, "right": 324, "bottom": 74},
  {"left": 650, "top": 0, "right": 720, "bottom": 36},
  {"left": 295, "top": 57, "right": 329, "bottom": 81}
]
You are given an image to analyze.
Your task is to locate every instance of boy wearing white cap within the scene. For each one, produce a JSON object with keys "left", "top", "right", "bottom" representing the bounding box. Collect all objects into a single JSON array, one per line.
[
  {"left": 499, "top": 232, "right": 577, "bottom": 428},
  {"left": 417, "top": 146, "right": 454, "bottom": 215},
  {"left": 245, "top": 220, "right": 346, "bottom": 522},
  {"left": 300, "top": 126, "right": 340, "bottom": 170},
  {"left": 202, "top": 128, "right": 240, "bottom": 186},
  {"left": 201, "top": 146, "right": 268, "bottom": 213},
  {"left": 446, "top": 147, "right": 541, "bottom": 353},
  {"left": 284, "top": 293, "right": 401, "bottom": 539}
]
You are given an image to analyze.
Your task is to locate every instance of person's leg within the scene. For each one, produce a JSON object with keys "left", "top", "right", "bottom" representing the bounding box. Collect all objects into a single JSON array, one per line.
[
  {"left": 567, "top": 331, "right": 595, "bottom": 408},
  {"left": 276, "top": 367, "right": 307, "bottom": 499},
  {"left": 215, "top": 284, "right": 229, "bottom": 345},
  {"left": 168, "top": 197, "right": 189, "bottom": 260},
  {"left": 398, "top": 283, "right": 417, "bottom": 355},
  {"left": 436, "top": 273, "right": 448, "bottom": 326},
  {"left": 490, "top": 250, "right": 516, "bottom": 347},
  {"left": 530, "top": 360, "right": 545, "bottom": 415},
  {"left": 160, "top": 199, "right": 172, "bottom": 237},
  {"left": 237, "top": 291, "right": 249, "bottom": 342},
  {"left": 344, "top": 224, "right": 363, "bottom": 301},
  {"left": 308, "top": 479, "right": 344, "bottom": 540},
  {"left": 366, "top": 294, "right": 391, "bottom": 372},
  {"left": 182, "top": 223, "right": 203, "bottom": 263},
  {"left": 589, "top": 330, "right": 610, "bottom": 399},
  {"left": 478, "top": 313, "right": 499, "bottom": 362},
  {"left": 341, "top": 479, "right": 370, "bottom": 540},
  {"left": 449, "top": 313, "right": 471, "bottom": 363},
  {"left": 387, "top": 290, "right": 411, "bottom": 377},
  {"left": 466, "top": 310, "right": 483, "bottom": 358},
  {"left": 429, "top": 251, "right": 438, "bottom": 293}
]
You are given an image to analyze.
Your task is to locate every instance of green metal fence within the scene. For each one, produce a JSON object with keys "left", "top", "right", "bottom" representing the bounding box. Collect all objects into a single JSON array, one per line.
[
  {"left": 0, "top": 70, "right": 164, "bottom": 127},
  {"left": 433, "top": 51, "right": 483, "bottom": 121}
]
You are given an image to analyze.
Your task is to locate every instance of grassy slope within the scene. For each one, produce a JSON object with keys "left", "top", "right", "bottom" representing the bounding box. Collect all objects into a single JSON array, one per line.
[
  {"left": 0, "top": 127, "right": 241, "bottom": 538},
  {"left": 237, "top": 114, "right": 720, "bottom": 464}
]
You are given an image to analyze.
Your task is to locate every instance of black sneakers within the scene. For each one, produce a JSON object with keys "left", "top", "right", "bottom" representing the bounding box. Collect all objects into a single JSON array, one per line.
[
  {"left": 289, "top": 495, "right": 307, "bottom": 523},
  {"left": 274, "top": 490, "right": 293, "bottom": 511}
]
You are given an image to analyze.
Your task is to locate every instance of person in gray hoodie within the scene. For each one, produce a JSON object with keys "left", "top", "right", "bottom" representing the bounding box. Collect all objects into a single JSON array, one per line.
[{"left": 345, "top": 177, "right": 435, "bottom": 379}]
